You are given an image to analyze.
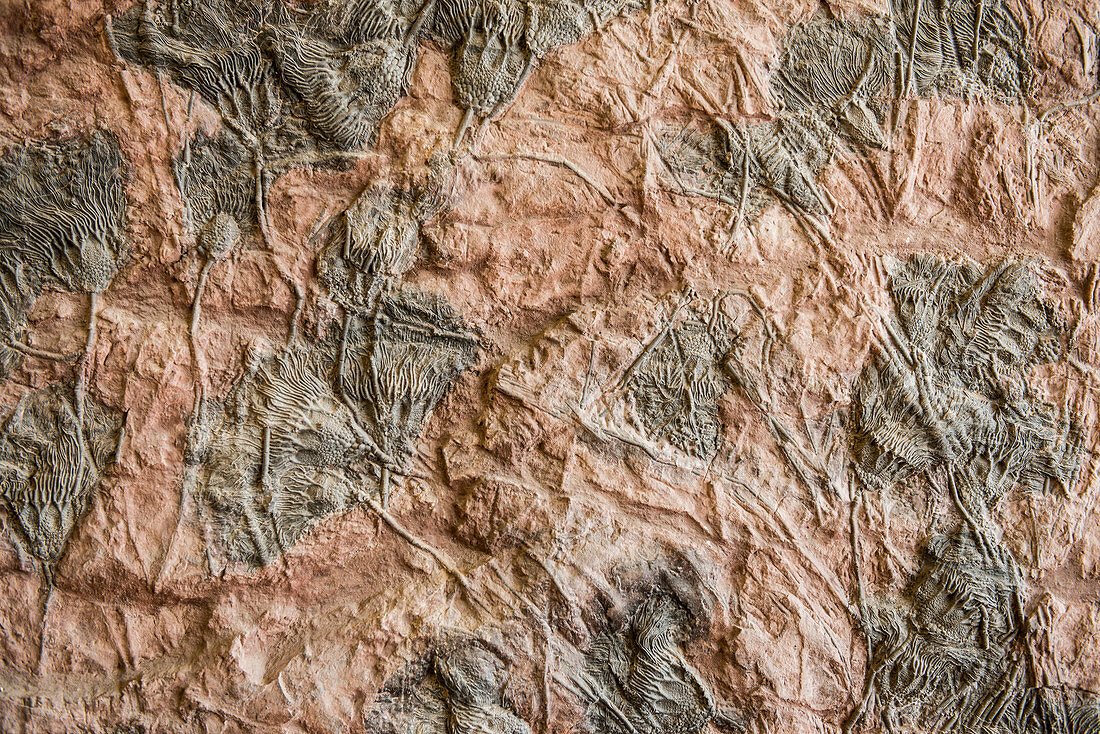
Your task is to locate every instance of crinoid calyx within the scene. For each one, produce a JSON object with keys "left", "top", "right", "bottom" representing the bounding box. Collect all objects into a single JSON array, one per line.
[
  {"left": 0, "top": 385, "right": 122, "bottom": 575},
  {"left": 367, "top": 639, "right": 532, "bottom": 734},
  {"left": 657, "top": 18, "right": 895, "bottom": 240},
  {"left": 775, "top": 17, "right": 896, "bottom": 151},
  {"left": 892, "top": 0, "right": 1030, "bottom": 99},
  {"left": 318, "top": 152, "right": 453, "bottom": 313},
  {"left": 190, "top": 346, "right": 383, "bottom": 567},
  {"left": 0, "top": 131, "right": 128, "bottom": 378},
  {"left": 629, "top": 314, "right": 734, "bottom": 460},
  {"left": 190, "top": 290, "right": 475, "bottom": 566},
  {"left": 850, "top": 255, "right": 1081, "bottom": 522}
]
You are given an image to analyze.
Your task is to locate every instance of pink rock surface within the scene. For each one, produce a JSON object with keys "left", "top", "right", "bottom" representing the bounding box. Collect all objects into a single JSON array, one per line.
[{"left": 0, "top": 0, "right": 1098, "bottom": 732}]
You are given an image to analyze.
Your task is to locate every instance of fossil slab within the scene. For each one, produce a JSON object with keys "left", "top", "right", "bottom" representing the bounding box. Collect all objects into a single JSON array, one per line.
[{"left": 0, "top": 0, "right": 1099, "bottom": 731}]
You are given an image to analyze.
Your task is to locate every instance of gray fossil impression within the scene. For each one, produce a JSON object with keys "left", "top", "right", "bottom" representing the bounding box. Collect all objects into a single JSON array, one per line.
[
  {"left": 629, "top": 313, "right": 734, "bottom": 460},
  {"left": 108, "top": 0, "right": 648, "bottom": 236},
  {"left": 851, "top": 528, "right": 1099, "bottom": 733},
  {"left": 658, "top": 18, "right": 896, "bottom": 239},
  {"left": 367, "top": 640, "right": 532, "bottom": 734},
  {"left": 893, "top": 0, "right": 1030, "bottom": 99},
  {"left": 318, "top": 151, "right": 452, "bottom": 312},
  {"left": 189, "top": 289, "right": 476, "bottom": 566},
  {"left": 0, "top": 386, "right": 122, "bottom": 577},
  {"left": 661, "top": 0, "right": 1030, "bottom": 236},
  {"left": 846, "top": 255, "right": 1090, "bottom": 732},
  {"left": 0, "top": 132, "right": 128, "bottom": 378},
  {"left": 578, "top": 594, "right": 716, "bottom": 734},
  {"left": 850, "top": 255, "right": 1080, "bottom": 522}
]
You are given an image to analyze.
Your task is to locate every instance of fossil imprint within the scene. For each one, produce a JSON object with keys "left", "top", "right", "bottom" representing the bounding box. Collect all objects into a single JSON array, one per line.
[
  {"left": 0, "top": 132, "right": 128, "bottom": 383},
  {"left": 847, "top": 255, "right": 1091, "bottom": 733},
  {"left": 661, "top": 0, "right": 1031, "bottom": 238},
  {"left": 850, "top": 255, "right": 1080, "bottom": 520},
  {"left": 580, "top": 595, "right": 717, "bottom": 734},
  {"left": 659, "top": 18, "right": 897, "bottom": 240},
  {"left": 0, "top": 386, "right": 122, "bottom": 577},
  {"left": 367, "top": 640, "right": 532, "bottom": 734},
  {"left": 189, "top": 290, "right": 476, "bottom": 566}
]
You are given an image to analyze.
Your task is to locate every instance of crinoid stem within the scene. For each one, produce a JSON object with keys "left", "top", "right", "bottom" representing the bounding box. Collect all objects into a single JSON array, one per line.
[
  {"left": 261, "top": 426, "right": 272, "bottom": 493},
  {"left": 733, "top": 128, "right": 751, "bottom": 235},
  {"left": 190, "top": 256, "right": 214, "bottom": 337},
  {"left": 249, "top": 161, "right": 306, "bottom": 348},
  {"left": 287, "top": 284, "right": 304, "bottom": 347},
  {"left": 242, "top": 505, "right": 278, "bottom": 567},
  {"left": 972, "top": 0, "right": 985, "bottom": 68},
  {"left": 454, "top": 108, "right": 476, "bottom": 148},
  {"left": 486, "top": 560, "right": 554, "bottom": 734},
  {"left": 365, "top": 497, "right": 494, "bottom": 616},
  {"left": 76, "top": 291, "right": 99, "bottom": 425},
  {"left": 5, "top": 340, "right": 76, "bottom": 363},
  {"left": 849, "top": 473, "right": 868, "bottom": 617},
  {"left": 904, "top": 0, "right": 922, "bottom": 98},
  {"left": 337, "top": 311, "right": 352, "bottom": 401},
  {"left": 35, "top": 567, "right": 55, "bottom": 682},
  {"left": 477, "top": 151, "right": 618, "bottom": 209},
  {"left": 379, "top": 465, "right": 391, "bottom": 510}
]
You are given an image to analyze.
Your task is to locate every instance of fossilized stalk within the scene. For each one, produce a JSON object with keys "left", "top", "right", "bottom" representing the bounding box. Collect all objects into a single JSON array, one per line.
[
  {"left": 5, "top": 341, "right": 76, "bottom": 363},
  {"left": 454, "top": 108, "right": 476, "bottom": 148},
  {"left": 365, "top": 498, "right": 493, "bottom": 615},
  {"left": 75, "top": 292, "right": 99, "bottom": 424},
  {"left": 904, "top": 0, "right": 922, "bottom": 98},
  {"left": 379, "top": 466, "right": 391, "bottom": 510},
  {"left": 190, "top": 257, "right": 214, "bottom": 336}
]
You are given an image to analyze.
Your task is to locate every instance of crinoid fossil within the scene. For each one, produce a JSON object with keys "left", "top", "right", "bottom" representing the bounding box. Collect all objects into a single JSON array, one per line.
[
  {"left": 0, "top": 132, "right": 128, "bottom": 379},
  {"left": 0, "top": 385, "right": 122, "bottom": 577},
  {"left": 629, "top": 314, "right": 734, "bottom": 460},
  {"left": 850, "top": 255, "right": 1081, "bottom": 524},
  {"left": 775, "top": 17, "right": 896, "bottom": 151},
  {"left": 580, "top": 594, "right": 716, "bottom": 734},
  {"left": 190, "top": 289, "right": 475, "bottom": 566},
  {"left": 658, "top": 18, "right": 896, "bottom": 242},
  {"left": 265, "top": 9, "right": 419, "bottom": 151},
  {"left": 109, "top": 0, "right": 649, "bottom": 167},
  {"left": 430, "top": 0, "right": 645, "bottom": 145},
  {"left": 338, "top": 290, "right": 479, "bottom": 507},
  {"left": 318, "top": 151, "right": 453, "bottom": 313},
  {"left": 849, "top": 528, "right": 1096, "bottom": 734},
  {"left": 190, "top": 345, "right": 384, "bottom": 566},
  {"left": 366, "top": 639, "right": 532, "bottom": 734},
  {"left": 892, "top": 0, "right": 1030, "bottom": 99}
]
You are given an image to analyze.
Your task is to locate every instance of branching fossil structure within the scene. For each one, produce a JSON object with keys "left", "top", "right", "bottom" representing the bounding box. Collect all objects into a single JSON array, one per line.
[
  {"left": 339, "top": 291, "right": 479, "bottom": 506},
  {"left": 850, "top": 255, "right": 1080, "bottom": 523},
  {"left": 189, "top": 289, "right": 475, "bottom": 566},
  {"left": 580, "top": 594, "right": 716, "bottom": 734},
  {"left": 0, "top": 386, "right": 122, "bottom": 576},
  {"left": 109, "top": 0, "right": 648, "bottom": 208},
  {"left": 629, "top": 314, "right": 733, "bottom": 460},
  {"left": 368, "top": 640, "right": 532, "bottom": 734},
  {"left": 658, "top": 18, "right": 896, "bottom": 240},
  {"left": 851, "top": 528, "right": 1100, "bottom": 733},
  {"left": 846, "top": 255, "right": 1090, "bottom": 733},
  {"left": 892, "top": 0, "right": 1030, "bottom": 99},
  {"left": 318, "top": 151, "right": 452, "bottom": 313},
  {"left": 0, "top": 132, "right": 128, "bottom": 380}
]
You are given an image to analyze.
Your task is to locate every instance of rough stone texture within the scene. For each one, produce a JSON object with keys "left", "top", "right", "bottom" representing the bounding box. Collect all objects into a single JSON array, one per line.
[{"left": 0, "top": 0, "right": 1099, "bottom": 732}]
